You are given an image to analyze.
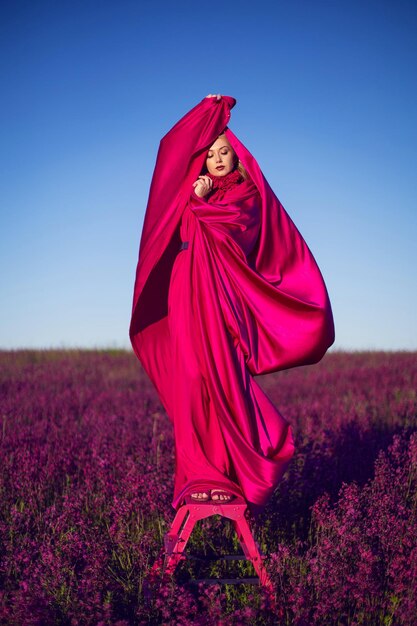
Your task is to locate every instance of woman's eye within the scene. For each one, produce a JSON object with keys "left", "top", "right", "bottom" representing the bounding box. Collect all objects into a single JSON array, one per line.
[{"left": 221, "top": 150, "right": 228, "bottom": 155}]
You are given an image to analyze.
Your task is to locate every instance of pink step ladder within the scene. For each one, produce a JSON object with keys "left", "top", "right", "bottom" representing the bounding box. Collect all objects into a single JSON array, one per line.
[{"left": 151, "top": 495, "right": 273, "bottom": 591}]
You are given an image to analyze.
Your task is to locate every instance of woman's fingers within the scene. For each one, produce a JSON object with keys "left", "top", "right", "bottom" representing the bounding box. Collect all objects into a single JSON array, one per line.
[
  {"left": 206, "top": 94, "right": 222, "bottom": 100},
  {"left": 193, "top": 175, "right": 212, "bottom": 197},
  {"left": 195, "top": 175, "right": 212, "bottom": 187}
]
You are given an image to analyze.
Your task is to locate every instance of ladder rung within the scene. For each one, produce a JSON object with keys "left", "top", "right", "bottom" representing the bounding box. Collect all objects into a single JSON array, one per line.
[
  {"left": 187, "top": 577, "right": 260, "bottom": 585},
  {"left": 183, "top": 553, "right": 248, "bottom": 562}
]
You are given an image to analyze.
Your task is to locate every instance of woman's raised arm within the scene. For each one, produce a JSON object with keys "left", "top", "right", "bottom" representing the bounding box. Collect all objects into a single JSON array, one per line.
[{"left": 138, "top": 96, "right": 236, "bottom": 258}]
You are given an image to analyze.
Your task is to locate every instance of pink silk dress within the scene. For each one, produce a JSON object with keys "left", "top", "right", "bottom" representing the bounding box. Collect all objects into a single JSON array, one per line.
[
  {"left": 129, "top": 96, "right": 335, "bottom": 512},
  {"left": 167, "top": 175, "right": 295, "bottom": 508}
]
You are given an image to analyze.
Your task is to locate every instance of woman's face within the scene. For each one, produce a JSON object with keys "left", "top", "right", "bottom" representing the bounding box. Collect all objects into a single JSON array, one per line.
[{"left": 206, "top": 135, "right": 237, "bottom": 177}]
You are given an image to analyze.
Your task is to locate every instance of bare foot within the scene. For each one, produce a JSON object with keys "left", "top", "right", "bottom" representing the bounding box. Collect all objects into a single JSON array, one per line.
[
  {"left": 190, "top": 491, "right": 210, "bottom": 501},
  {"left": 211, "top": 489, "right": 234, "bottom": 502}
]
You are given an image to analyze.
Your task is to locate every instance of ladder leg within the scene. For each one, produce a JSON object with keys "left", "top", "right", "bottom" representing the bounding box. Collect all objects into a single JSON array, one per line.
[
  {"left": 162, "top": 504, "right": 189, "bottom": 575},
  {"left": 169, "top": 503, "right": 190, "bottom": 536},
  {"left": 232, "top": 516, "right": 273, "bottom": 589},
  {"left": 164, "top": 505, "right": 188, "bottom": 552},
  {"left": 164, "top": 505, "right": 197, "bottom": 576}
]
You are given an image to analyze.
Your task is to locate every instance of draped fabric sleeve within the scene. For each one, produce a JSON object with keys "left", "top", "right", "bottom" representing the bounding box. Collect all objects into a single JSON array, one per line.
[
  {"left": 187, "top": 175, "right": 335, "bottom": 377},
  {"left": 129, "top": 97, "right": 236, "bottom": 395},
  {"left": 223, "top": 128, "right": 335, "bottom": 373},
  {"left": 131, "top": 96, "right": 236, "bottom": 327}
]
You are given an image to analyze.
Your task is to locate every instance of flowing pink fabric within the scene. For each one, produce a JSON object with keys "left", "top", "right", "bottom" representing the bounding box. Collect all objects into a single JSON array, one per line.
[{"left": 129, "top": 96, "right": 335, "bottom": 511}]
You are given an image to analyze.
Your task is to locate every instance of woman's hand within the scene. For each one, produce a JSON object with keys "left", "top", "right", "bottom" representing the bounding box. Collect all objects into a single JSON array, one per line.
[
  {"left": 206, "top": 94, "right": 221, "bottom": 100},
  {"left": 193, "top": 175, "right": 213, "bottom": 198}
]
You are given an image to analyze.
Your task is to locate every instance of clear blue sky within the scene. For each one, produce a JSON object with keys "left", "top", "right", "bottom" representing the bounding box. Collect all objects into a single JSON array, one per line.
[{"left": 1, "top": 0, "right": 416, "bottom": 350}]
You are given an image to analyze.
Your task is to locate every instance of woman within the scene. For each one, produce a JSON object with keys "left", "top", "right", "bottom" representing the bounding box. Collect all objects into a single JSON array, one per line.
[{"left": 129, "top": 94, "right": 335, "bottom": 512}]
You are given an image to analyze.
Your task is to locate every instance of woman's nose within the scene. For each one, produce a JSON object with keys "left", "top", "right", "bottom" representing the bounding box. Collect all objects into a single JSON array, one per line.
[{"left": 216, "top": 153, "right": 222, "bottom": 162}]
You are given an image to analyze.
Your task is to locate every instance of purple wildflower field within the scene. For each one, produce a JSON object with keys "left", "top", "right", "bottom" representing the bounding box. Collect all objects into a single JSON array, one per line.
[{"left": 0, "top": 349, "right": 416, "bottom": 625}]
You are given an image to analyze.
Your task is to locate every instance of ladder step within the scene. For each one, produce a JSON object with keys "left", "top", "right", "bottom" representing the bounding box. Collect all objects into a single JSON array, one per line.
[
  {"left": 187, "top": 577, "right": 260, "bottom": 586},
  {"left": 183, "top": 553, "right": 248, "bottom": 562}
]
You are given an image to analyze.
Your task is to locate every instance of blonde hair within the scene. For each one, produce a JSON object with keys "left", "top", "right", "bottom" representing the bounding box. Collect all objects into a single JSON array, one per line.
[
  {"left": 220, "top": 129, "right": 249, "bottom": 179},
  {"left": 237, "top": 160, "right": 248, "bottom": 180}
]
